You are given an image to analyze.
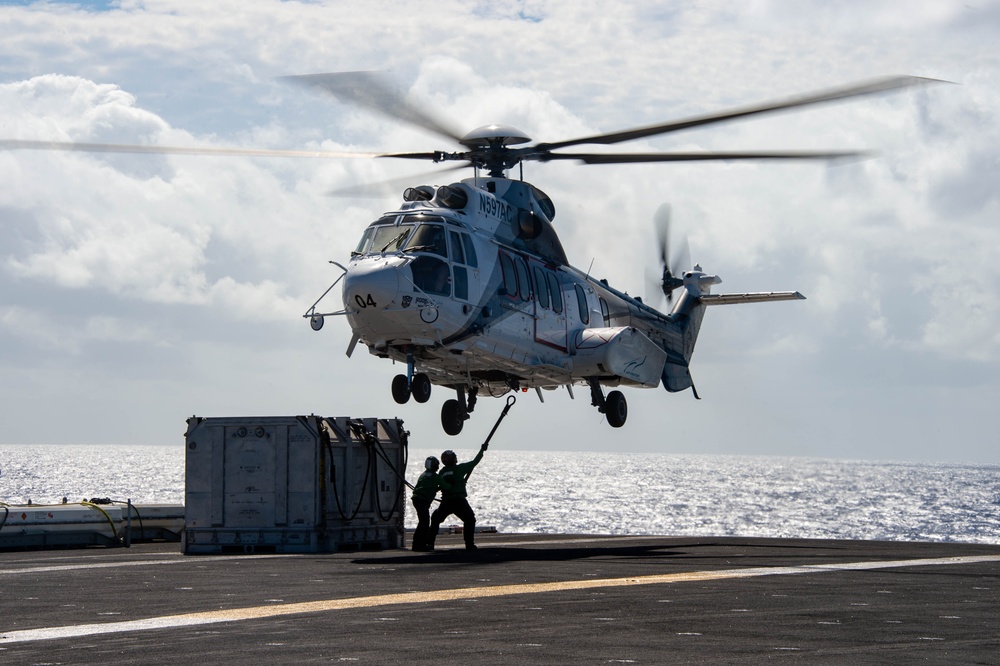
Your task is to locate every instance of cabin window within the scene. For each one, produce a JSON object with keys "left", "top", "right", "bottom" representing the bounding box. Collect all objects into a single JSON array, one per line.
[
  {"left": 449, "top": 231, "right": 465, "bottom": 265},
  {"left": 575, "top": 284, "right": 590, "bottom": 324},
  {"left": 547, "top": 272, "right": 563, "bottom": 313},
  {"left": 403, "top": 224, "right": 448, "bottom": 257},
  {"left": 600, "top": 297, "right": 610, "bottom": 326},
  {"left": 515, "top": 257, "right": 531, "bottom": 302},
  {"left": 453, "top": 266, "right": 468, "bottom": 300},
  {"left": 462, "top": 234, "right": 478, "bottom": 268},
  {"left": 499, "top": 253, "right": 517, "bottom": 297},
  {"left": 411, "top": 256, "right": 450, "bottom": 296},
  {"left": 533, "top": 266, "right": 549, "bottom": 309}
]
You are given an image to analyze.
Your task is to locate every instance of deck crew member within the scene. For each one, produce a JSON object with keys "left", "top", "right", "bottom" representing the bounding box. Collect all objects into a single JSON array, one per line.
[
  {"left": 411, "top": 456, "right": 440, "bottom": 551},
  {"left": 427, "top": 446, "right": 486, "bottom": 551}
]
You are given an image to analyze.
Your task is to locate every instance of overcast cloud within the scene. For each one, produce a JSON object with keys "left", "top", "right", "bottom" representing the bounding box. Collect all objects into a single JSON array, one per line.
[{"left": 1, "top": 0, "right": 997, "bottom": 463}]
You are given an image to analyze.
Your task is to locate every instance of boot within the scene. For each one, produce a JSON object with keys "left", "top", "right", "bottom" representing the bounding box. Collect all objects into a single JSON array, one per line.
[
  {"left": 425, "top": 522, "right": 440, "bottom": 551},
  {"left": 464, "top": 519, "right": 477, "bottom": 550}
]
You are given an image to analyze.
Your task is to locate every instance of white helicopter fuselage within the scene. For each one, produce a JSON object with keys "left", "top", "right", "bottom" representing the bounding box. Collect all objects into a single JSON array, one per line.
[{"left": 311, "top": 175, "right": 802, "bottom": 435}]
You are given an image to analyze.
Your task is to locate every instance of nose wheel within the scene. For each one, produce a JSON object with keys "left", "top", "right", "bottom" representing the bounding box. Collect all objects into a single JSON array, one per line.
[
  {"left": 411, "top": 373, "right": 432, "bottom": 403},
  {"left": 391, "top": 372, "right": 432, "bottom": 404},
  {"left": 391, "top": 374, "right": 410, "bottom": 404}
]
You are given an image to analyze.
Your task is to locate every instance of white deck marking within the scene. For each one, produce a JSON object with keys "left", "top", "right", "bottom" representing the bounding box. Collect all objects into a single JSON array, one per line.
[
  {"left": 0, "top": 553, "right": 292, "bottom": 576},
  {"left": 2, "top": 554, "right": 998, "bottom": 645},
  {"left": 0, "top": 537, "right": 639, "bottom": 576}
]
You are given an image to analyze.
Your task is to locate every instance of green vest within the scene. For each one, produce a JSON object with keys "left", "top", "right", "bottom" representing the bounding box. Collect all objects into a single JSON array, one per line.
[
  {"left": 438, "top": 449, "right": 484, "bottom": 499},
  {"left": 411, "top": 470, "right": 439, "bottom": 502}
]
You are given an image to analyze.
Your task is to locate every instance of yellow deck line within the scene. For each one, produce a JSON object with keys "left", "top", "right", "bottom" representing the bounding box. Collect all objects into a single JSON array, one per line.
[{"left": 2, "top": 554, "right": 998, "bottom": 645}]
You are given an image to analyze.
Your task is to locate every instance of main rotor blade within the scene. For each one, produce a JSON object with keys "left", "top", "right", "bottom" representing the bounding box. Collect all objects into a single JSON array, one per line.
[
  {"left": 0, "top": 139, "right": 380, "bottom": 159},
  {"left": 326, "top": 164, "right": 468, "bottom": 197},
  {"left": 538, "top": 76, "right": 943, "bottom": 151},
  {"left": 543, "top": 150, "right": 871, "bottom": 165},
  {"left": 279, "top": 71, "right": 467, "bottom": 145}
]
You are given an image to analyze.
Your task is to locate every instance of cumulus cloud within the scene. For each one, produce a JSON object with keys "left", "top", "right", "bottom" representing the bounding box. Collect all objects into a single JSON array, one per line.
[
  {"left": 1, "top": 74, "right": 355, "bottom": 315},
  {"left": 0, "top": 0, "right": 998, "bottom": 461}
]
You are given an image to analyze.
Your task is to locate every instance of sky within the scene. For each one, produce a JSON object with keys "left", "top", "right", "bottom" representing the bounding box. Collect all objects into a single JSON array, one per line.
[{"left": 0, "top": 0, "right": 998, "bottom": 463}]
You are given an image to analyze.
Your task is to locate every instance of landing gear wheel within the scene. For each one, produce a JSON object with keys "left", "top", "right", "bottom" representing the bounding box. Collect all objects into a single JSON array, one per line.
[
  {"left": 441, "top": 399, "right": 465, "bottom": 436},
  {"left": 391, "top": 374, "right": 411, "bottom": 404},
  {"left": 606, "top": 390, "right": 627, "bottom": 428},
  {"left": 411, "top": 373, "right": 432, "bottom": 403}
]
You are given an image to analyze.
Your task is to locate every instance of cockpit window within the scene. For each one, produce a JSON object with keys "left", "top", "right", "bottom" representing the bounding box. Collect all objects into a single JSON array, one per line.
[
  {"left": 355, "top": 223, "right": 415, "bottom": 255},
  {"left": 373, "top": 224, "right": 414, "bottom": 253},
  {"left": 354, "top": 227, "right": 375, "bottom": 255},
  {"left": 403, "top": 224, "right": 448, "bottom": 257},
  {"left": 354, "top": 215, "right": 459, "bottom": 257}
]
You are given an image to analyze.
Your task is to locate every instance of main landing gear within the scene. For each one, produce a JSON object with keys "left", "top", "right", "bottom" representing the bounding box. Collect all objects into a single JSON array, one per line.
[
  {"left": 441, "top": 386, "right": 478, "bottom": 436},
  {"left": 589, "top": 378, "right": 628, "bottom": 428}
]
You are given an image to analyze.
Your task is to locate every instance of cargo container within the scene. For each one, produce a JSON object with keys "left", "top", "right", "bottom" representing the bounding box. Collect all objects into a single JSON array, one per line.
[{"left": 183, "top": 415, "right": 407, "bottom": 554}]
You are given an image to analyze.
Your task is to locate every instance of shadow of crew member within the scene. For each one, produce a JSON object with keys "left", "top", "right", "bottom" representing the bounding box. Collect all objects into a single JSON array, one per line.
[
  {"left": 410, "top": 456, "right": 440, "bottom": 552},
  {"left": 427, "top": 445, "right": 486, "bottom": 551}
]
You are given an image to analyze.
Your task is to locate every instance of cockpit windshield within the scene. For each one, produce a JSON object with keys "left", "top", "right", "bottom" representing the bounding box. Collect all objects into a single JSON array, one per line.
[
  {"left": 354, "top": 222, "right": 415, "bottom": 255},
  {"left": 353, "top": 215, "right": 455, "bottom": 258},
  {"left": 402, "top": 224, "right": 448, "bottom": 257}
]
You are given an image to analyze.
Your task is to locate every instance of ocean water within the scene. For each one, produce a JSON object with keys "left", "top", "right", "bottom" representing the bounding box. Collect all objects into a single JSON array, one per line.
[{"left": 2, "top": 444, "right": 999, "bottom": 545}]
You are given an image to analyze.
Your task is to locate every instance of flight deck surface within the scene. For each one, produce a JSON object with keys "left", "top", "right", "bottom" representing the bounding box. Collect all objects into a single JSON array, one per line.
[{"left": 2, "top": 534, "right": 999, "bottom": 664}]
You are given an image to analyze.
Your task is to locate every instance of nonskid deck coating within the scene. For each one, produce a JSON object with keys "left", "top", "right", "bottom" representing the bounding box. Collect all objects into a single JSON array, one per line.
[{"left": 2, "top": 534, "right": 999, "bottom": 664}]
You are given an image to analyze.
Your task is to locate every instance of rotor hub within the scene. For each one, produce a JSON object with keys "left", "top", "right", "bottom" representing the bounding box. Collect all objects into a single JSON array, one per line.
[{"left": 460, "top": 124, "right": 532, "bottom": 147}]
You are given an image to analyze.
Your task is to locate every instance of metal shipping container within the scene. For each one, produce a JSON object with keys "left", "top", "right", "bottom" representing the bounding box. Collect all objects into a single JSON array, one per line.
[{"left": 184, "top": 415, "right": 407, "bottom": 554}]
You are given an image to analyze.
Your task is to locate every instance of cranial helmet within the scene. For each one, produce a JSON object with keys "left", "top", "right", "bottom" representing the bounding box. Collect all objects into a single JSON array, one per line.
[
  {"left": 441, "top": 450, "right": 457, "bottom": 466},
  {"left": 425, "top": 456, "right": 440, "bottom": 471}
]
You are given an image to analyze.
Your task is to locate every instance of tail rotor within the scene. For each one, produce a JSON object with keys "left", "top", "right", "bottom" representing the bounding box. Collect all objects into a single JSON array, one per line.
[{"left": 654, "top": 203, "right": 689, "bottom": 305}]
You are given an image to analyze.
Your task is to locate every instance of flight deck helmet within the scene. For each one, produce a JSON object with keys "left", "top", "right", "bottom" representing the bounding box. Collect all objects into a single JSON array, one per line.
[
  {"left": 441, "top": 450, "right": 457, "bottom": 466},
  {"left": 425, "top": 456, "right": 440, "bottom": 472}
]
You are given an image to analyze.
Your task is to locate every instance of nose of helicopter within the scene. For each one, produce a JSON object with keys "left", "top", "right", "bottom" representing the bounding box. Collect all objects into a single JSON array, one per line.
[{"left": 343, "top": 258, "right": 402, "bottom": 313}]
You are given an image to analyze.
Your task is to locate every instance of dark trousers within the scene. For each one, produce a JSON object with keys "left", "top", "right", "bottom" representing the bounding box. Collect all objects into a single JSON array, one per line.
[
  {"left": 429, "top": 497, "right": 477, "bottom": 548},
  {"left": 411, "top": 497, "right": 432, "bottom": 549}
]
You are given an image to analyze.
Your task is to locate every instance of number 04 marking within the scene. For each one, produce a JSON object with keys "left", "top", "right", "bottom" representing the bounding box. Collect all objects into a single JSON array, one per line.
[{"left": 355, "top": 294, "right": 377, "bottom": 308}]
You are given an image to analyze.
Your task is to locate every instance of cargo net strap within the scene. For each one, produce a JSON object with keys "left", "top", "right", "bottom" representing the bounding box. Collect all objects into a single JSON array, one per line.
[
  {"left": 350, "top": 420, "right": 407, "bottom": 522},
  {"left": 321, "top": 419, "right": 408, "bottom": 523},
  {"left": 352, "top": 420, "right": 416, "bottom": 493}
]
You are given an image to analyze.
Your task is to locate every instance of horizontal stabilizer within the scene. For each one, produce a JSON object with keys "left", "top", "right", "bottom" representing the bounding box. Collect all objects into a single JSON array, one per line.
[{"left": 700, "top": 291, "right": 805, "bottom": 305}]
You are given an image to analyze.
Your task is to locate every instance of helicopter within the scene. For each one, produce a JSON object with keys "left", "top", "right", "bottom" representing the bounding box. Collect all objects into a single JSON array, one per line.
[
  {"left": 292, "top": 73, "right": 936, "bottom": 435},
  {"left": 2, "top": 73, "right": 938, "bottom": 436}
]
